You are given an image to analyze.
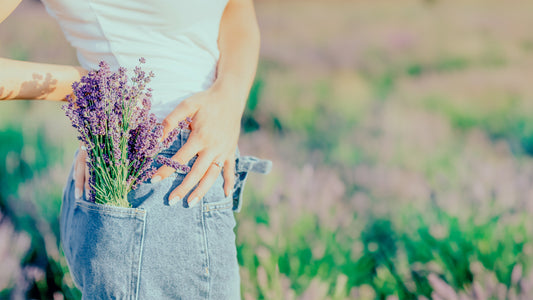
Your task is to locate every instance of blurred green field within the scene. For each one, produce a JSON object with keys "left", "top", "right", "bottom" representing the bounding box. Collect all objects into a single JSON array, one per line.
[{"left": 2, "top": 0, "right": 533, "bottom": 299}]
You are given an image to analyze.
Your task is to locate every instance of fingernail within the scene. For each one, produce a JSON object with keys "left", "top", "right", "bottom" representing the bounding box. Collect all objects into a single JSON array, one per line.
[
  {"left": 169, "top": 195, "right": 180, "bottom": 206},
  {"left": 188, "top": 197, "right": 199, "bottom": 208},
  {"left": 75, "top": 188, "right": 82, "bottom": 199},
  {"left": 151, "top": 175, "right": 162, "bottom": 183}
]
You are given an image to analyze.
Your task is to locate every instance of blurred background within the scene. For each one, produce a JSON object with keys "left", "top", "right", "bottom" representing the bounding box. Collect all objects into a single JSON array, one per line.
[{"left": 1, "top": 0, "right": 533, "bottom": 299}]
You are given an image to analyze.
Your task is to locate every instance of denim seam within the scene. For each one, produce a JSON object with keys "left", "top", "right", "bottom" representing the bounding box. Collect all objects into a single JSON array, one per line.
[
  {"left": 131, "top": 212, "right": 146, "bottom": 300},
  {"left": 128, "top": 224, "right": 134, "bottom": 300},
  {"left": 200, "top": 201, "right": 211, "bottom": 299},
  {"left": 75, "top": 200, "right": 146, "bottom": 218},
  {"left": 127, "top": 212, "right": 145, "bottom": 299},
  {"left": 203, "top": 198, "right": 233, "bottom": 212},
  {"left": 64, "top": 249, "right": 83, "bottom": 290},
  {"left": 62, "top": 165, "right": 81, "bottom": 289}
]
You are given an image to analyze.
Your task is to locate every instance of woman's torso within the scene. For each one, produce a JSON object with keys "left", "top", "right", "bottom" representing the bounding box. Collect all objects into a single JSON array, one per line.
[{"left": 42, "top": 0, "right": 229, "bottom": 121}]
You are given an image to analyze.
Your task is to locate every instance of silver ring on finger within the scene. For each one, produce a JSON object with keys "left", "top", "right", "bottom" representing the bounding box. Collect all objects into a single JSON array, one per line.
[{"left": 212, "top": 161, "right": 223, "bottom": 168}]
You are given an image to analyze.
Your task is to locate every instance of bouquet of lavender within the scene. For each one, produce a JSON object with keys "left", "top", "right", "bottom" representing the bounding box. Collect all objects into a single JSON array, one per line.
[{"left": 63, "top": 58, "right": 190, "bottom": 208}]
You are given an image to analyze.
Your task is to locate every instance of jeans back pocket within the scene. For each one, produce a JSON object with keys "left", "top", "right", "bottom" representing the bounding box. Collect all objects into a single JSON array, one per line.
[{"left": 65, "top": 199, "right": 146, "bottom": 299}]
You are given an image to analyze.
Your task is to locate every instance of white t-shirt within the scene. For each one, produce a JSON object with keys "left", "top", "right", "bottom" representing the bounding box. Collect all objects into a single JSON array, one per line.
[{"left": 42, "top": 0, "right": 229, "bottom": 122}]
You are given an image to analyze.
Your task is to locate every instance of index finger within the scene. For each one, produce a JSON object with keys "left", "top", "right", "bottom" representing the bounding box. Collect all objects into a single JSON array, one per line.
[
  {"left": 151, "top": 135, "right": 201, "bottom": 182},
  {"left": 161, "top": 101, "right": 196, "bottom": 139}
]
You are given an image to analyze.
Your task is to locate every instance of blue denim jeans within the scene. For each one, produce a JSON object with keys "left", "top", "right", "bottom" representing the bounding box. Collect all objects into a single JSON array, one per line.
[{"left": 60, "top": 129, "right": 271, "bottom": 299}]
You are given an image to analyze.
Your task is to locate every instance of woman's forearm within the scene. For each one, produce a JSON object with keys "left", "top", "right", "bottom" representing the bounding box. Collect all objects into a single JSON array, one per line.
[
  {"left": 211, "top": 0, "right": 261, "bottom": 112},
  {"left": 1, "top": 0, "right": 22, "bottom": 24},
  {"left": 0, "top": 58, "right": 86, "bottom": 101},
  {"left": 0, "top": 0, "right": 84, "bottom": 101}
]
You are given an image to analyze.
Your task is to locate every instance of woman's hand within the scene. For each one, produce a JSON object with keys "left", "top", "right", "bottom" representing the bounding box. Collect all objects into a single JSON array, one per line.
[
  {"left": 151, "top": 86, "right": 245, "bottom": 207},
  {"left": 151, "top": 0, "right": 260, "bottom": 208},
  {"left": 74, "top": 144, "right": 90, "bottom": 200}
]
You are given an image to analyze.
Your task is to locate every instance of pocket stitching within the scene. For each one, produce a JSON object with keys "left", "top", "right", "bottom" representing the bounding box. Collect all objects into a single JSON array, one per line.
[
  {"left": 74, "top": 199, "right": 146, "bottom": 217},
  {"left": 203, "top": 197, "right": 233, "bottom": 212}
]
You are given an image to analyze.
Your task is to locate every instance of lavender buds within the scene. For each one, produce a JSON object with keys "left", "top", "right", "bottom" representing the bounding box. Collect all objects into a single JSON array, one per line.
[{"left": 63, "top": 58, "right": 189, "bottom": 207}]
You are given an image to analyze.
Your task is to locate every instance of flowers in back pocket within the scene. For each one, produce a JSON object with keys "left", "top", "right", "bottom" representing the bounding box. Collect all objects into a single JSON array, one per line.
[{"left": 63, "top": 58, "right": 190, "bottom": 207}]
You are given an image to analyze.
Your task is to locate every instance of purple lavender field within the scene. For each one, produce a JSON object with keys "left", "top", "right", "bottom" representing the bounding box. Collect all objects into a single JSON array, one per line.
[{"left": 2, "top": 0, "right": 533, "bottom": 299}]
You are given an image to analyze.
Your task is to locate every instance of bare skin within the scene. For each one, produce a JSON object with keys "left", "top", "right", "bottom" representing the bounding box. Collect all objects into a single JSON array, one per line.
[
  {"left": 0, "top": 58, "right": 87, "bottom": 101},
  {"left": 0, "top": 2, "right": 86, "bottom": 101},
  {"left": 152, "top": 0, "right": 260, "bottom": 206},
  {"left": 0, "top": 0, "right": 22, "bottom": 23},
  {"left": 1, "top": 0, "right": 260, "bottom": 206}
]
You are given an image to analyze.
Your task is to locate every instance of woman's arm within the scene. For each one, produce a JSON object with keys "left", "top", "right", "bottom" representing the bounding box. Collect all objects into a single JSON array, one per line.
[
  {"left": 152, "top": 0, "right": 261, "bottom": 206},
  {"left": 0, "top": 58, "right": 87, "bottom": 101},
  {"left": 1, "top": 0, "right": 22, "bottom": 23},
  {"left": 1, "top": 1, "right": 89, "bottom": 198},
  {"left": 0, "top": 0, "right": 86, "bottom": 101},
  {"left": 211, "top": 0, "right": 261, "bottom": 110}
]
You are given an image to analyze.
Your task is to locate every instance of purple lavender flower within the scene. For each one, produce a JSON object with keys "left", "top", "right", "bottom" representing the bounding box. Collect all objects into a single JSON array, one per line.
[
  {"left": 156, "top": 156, "right": 191, "bottom": 174},
  {"left": 62, "top": 59, "right": 187, "bottom": 207}
]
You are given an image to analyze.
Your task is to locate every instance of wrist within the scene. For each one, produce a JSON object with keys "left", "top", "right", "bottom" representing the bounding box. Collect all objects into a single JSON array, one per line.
[{"left": 209, "top": 75, "right": 250, "bottom": 112}]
